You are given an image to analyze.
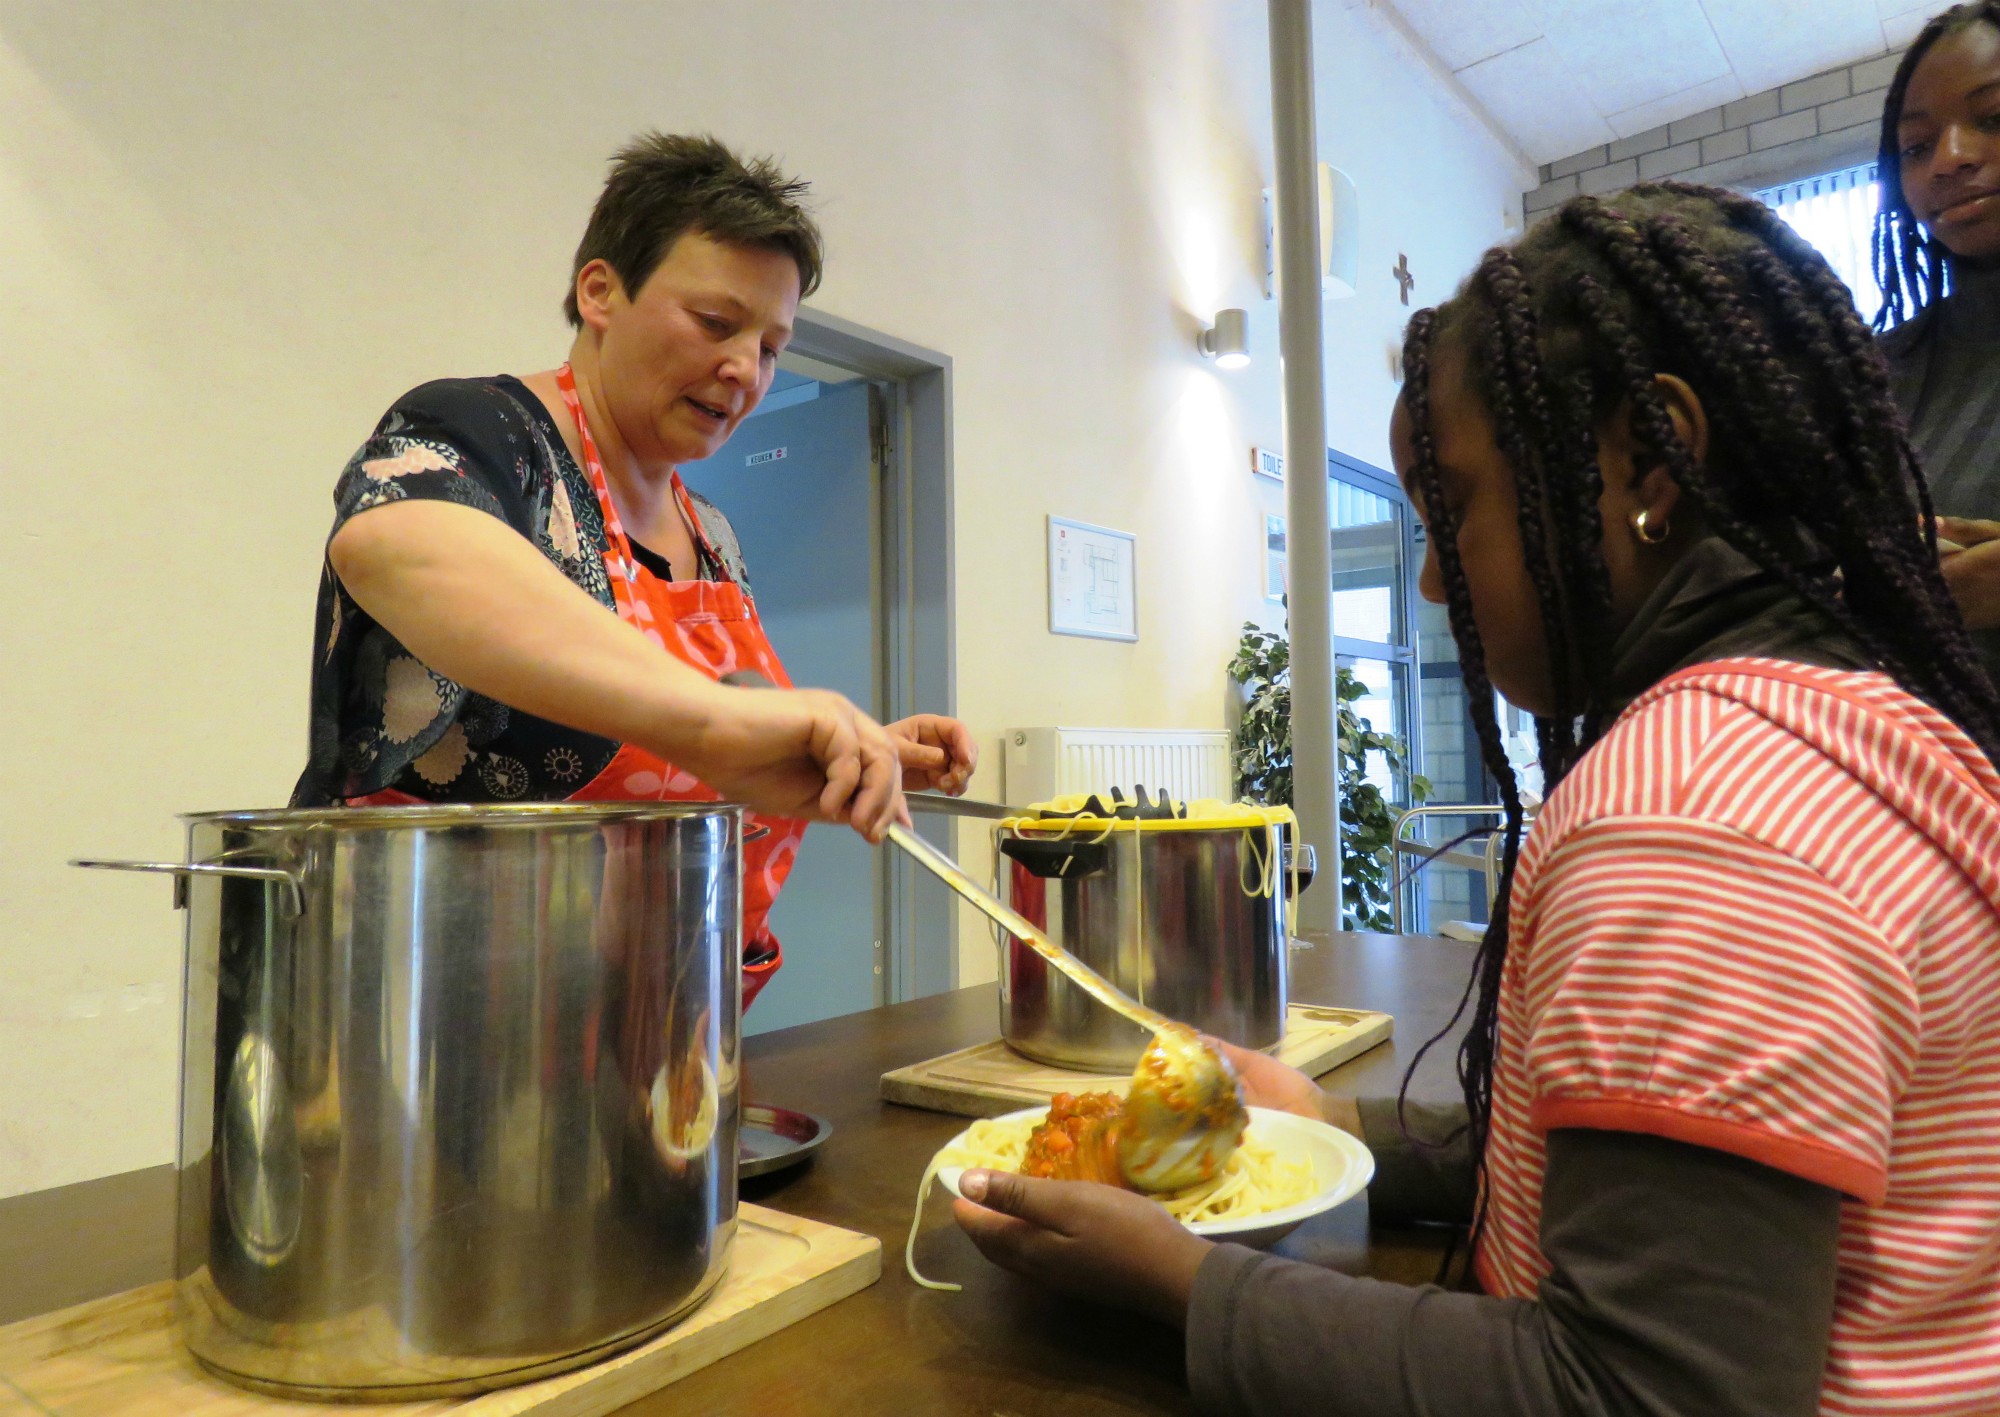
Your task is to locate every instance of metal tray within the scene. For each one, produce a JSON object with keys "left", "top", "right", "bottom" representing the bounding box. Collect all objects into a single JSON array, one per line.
[{"left": 738, "top": 1102, "right": 832, "bottom": 1179}]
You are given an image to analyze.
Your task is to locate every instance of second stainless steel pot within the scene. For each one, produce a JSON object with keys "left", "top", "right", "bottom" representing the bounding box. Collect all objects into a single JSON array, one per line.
[
  {"left": 78, "top": 801, "right": 742, "bottom": 1399},
  {"left": 996, "top": 817, "right": 1290, "bottom": 1072}
]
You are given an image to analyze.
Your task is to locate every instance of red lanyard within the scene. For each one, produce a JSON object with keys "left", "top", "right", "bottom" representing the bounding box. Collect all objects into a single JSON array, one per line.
[{"left": 554, "top": 363, "right": 718, "bottom": 613}]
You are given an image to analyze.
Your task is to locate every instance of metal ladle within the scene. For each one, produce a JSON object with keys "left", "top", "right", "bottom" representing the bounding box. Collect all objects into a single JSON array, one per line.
[{"left": 884, "top": 822, "right": 1248, "bottom": 1193}]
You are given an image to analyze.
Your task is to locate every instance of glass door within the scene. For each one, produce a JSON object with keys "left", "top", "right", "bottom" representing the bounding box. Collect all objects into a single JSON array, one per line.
[{"left": 1325, "top": 452, "right": 1419, "bottom": 930}]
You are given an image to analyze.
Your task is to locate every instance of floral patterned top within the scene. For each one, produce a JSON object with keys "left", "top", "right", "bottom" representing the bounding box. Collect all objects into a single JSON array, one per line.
[{"left": 292, "top": 376, "right": 752, "bottom": 807}]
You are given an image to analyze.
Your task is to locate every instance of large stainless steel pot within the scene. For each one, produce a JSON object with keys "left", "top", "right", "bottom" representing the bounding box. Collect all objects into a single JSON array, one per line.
[
  {"left": 996, "top": 817, "right": 1290, "bottom": 1072},
  {"left": 76, "top": 802, "right": 742, "bottom": 1400}
]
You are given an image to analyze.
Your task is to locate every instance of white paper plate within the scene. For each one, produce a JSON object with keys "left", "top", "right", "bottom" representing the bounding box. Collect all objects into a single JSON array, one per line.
[{"left": 933, "top": 1104, "right": 1374, "bottom": 1250}]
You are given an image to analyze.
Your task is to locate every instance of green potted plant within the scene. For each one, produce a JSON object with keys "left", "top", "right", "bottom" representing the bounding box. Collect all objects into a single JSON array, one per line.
[{"left": 1228, "top": 622, "right": 1429, "bottom": 931}]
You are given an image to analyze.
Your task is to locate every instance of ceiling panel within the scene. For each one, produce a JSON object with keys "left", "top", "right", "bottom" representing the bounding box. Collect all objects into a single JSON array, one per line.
[
  {"left": 1529, "top": 0, "right": 1732, "bottom": 118},
  {"left": 1704, "top": 0, "right": 1884, "bottom": 93},
  {"left": 1458, "top": 36, "right": 1618, "bottom": 162},
  {"left": 1371, "top": 0, "right": 1910, "bottom": 170},
  {"left": 1382, "top": 0, "right": 1541, "bottom": 70},
  {"left": 1603, "top": 72, "right": 1745, "bottom": 136}
]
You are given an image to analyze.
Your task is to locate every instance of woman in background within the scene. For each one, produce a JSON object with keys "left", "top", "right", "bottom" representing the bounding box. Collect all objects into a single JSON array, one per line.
[{"left": 1876, "top": 2, "right": 2000, "bottom": 681}]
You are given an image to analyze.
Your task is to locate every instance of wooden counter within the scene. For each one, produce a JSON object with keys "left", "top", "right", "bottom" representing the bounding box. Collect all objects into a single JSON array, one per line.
[{"left": 641, "top": 930, "right": 1478, "bottom": 1417}]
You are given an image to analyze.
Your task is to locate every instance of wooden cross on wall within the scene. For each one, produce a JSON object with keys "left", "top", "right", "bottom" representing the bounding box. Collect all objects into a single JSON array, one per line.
[{"left": 1392, "top": 252, "right": 1415, "bottom": 305}]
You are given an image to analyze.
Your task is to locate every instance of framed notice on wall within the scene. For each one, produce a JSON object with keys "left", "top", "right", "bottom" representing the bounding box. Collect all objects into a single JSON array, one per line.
[
  {"left": 1264, "top": 514, "right": 1288, "bottom": 603},
  {"left": 1047, "top": 515, "right": 1138, "bottom": 641}
]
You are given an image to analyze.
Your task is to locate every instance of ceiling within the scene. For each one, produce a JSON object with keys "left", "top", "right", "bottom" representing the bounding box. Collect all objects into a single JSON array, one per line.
[{"left": 1365, "top": 0, "right": 1935, "bottom": 165}]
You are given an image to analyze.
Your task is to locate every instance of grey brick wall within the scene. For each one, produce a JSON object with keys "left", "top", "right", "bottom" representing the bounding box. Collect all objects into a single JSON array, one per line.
[{"left": 1523, "top": 49, "right": 1904, "bottom": 216}]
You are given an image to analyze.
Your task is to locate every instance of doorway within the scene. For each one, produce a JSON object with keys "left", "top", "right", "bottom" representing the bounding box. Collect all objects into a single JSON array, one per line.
[{"left": 678, "top": 312, "right": 957, "bottom": 1034}]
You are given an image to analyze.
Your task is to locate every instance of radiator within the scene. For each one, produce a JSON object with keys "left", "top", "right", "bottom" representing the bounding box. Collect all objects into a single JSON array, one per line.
[{"left": 1001, "top": 727, "right": 1234, "bottom": 807}]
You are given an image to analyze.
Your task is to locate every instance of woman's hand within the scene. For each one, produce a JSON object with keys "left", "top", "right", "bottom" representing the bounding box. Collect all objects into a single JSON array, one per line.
[
  {"left": 1936, "top": 517, "right": 2000, "bottom": 631},
  {"left": 886, "top": 714, "right": 979, "bottom": 794},
  {"left": 689, "top": 684, "right": 905, "bottom": 841},
  {"left": 1210, "top": 1038, "right": 1363, "bottom": 1139},
  {"left": 951, "top": 1169, "right": 1211, "bottom": 1327}
]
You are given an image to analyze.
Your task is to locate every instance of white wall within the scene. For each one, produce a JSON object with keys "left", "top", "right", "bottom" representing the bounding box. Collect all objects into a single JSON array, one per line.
[
  {"left": 1309, "top": 4, "right": 1531, "bottom": 465},
  {"left": 0, "top": 0, "right": 1524, "bottom": 1198}
]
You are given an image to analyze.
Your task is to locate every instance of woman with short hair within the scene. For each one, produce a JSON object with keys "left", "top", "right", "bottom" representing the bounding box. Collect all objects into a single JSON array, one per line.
[{"left": 295, "top": 131, "right": 974, "bottom": 1008}]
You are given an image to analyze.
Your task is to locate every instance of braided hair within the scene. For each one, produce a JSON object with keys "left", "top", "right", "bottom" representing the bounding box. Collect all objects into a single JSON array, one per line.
[
  {"left": 1400, "top": 183, "right": 2000, "bottom": 1210},
  {"left": 1872, "top": 2, "right": 2000, "bottom": 329}
]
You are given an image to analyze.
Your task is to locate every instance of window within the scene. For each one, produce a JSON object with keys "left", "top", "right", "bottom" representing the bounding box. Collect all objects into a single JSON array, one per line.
[
  {"left": 1322, "top": 451, "right": 1509, "bottom": 933},
  {"left": 1752, "top": 162, "right": 1883, "bottom": 324},
  {"left": 1326, "top": 453, "right": 1416, "bottom": 815}
]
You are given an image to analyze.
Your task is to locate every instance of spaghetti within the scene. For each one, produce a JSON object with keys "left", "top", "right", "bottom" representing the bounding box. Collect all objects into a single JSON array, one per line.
[{"left": 904, "top": 1105, "right": 1320, "bottom": 1292}]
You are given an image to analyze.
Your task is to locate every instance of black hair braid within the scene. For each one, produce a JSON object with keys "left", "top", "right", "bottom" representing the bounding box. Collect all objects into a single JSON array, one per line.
[
  {"left": 1742, "top": 246, "right": 1917, "bottom": 509},
  {"left": 1578, "top": 207, "right": 1971, "bottom": 716},
  {"left": 1572, "top": 202, "right": 1956, "bottom": 694},
  {"left": 1558, "top": 207, "right": 1869, "bottom": 631},
  {"left": 1636, "top": 198, "right": 2000, "bottom": 743},
  {"left": 1401, "top": 311, "right": 1520, "bottom": 807},
  {"left": 1480, "top": 248, "right": 1626, "bottom": 786},
  {"left": 1475, "top": 252, "right": 1583, "bottom": 777},
  {"left": 1702, "top": 189, "right": 1912, "bottom": 455},
  {"left": 1872, "top": 2, "right": 2000, "bottom": 328},
  {"left": 1601, "top": 207, "right": 1851, "bottom": 522},
  {"left": 1636, "top": 219, "right": 1908, "bottom": 560},
  {"left": 1543, "top": 363, "right": 1619, "bottom": 752},
  {"left": 1728, "top": 241, "right": 1975, "bottom": 639},
  {"left": 1736, "top": 202, "right": 1902, "bottom": 403},
  {"left": 1578, "top": 280, "right": 1841, "bottom": 632},
  {"left": 1694, "top": 185, "right": 1942, "bottom": 553},
  {"left": 1393, "top": 313, "right": 1526, "bottom": 1216}
]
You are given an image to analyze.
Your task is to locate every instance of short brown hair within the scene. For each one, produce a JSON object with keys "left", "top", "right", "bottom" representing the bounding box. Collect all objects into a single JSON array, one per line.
[{"left": 563, "top": 131, "right": 823, "bottom": 327}]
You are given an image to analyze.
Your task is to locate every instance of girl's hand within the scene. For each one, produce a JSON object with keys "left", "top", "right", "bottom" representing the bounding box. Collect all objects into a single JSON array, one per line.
[
  {"left": 886, "top": 714, "right": 979, "bottom": 794},
  {"left": 1935, "top": 521, "right": 2000, "bottom": 631},
  {"left": 1209, "top": 1038, "right": 1364, "bottom": 1139},
  {"left": 1936, "top": 515, "right": 2000, "bottom": 550},
  {"left": 951, "top": 1169, "right": 1211, "bottom": 1327}
]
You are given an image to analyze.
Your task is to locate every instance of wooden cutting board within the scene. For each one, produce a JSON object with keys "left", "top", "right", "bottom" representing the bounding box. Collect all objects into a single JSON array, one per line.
[
  {"left": 880, "top": 1004, "right": 1392, "bottom": 1118},
  {"left": 0, "top": 1203, "right": 877, "bottom": 1417}
]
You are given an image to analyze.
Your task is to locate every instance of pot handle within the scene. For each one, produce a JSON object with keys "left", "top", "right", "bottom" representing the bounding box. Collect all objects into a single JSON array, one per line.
[
  {"left": 71, "top": 859, "right": 306, "bottom": 918},
  {"left": 997, "top": 835, "right": 1110, "bottom": 880}
]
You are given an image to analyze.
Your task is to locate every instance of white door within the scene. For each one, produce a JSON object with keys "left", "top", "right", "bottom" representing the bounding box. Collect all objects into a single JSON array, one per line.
[{"left": 680, "top": 381, "right": 880, "bottom": 1034}]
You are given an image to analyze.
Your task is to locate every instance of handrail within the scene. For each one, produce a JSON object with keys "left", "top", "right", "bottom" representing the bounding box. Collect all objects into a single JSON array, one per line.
[{"left": 1388, "top": 803, "right": 1518, "bottom": 932}]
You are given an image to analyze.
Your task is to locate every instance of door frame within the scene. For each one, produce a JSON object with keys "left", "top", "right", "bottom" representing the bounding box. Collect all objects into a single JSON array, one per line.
[{"left": 781, "top": 308, "right": 957, "bottom": 1005}]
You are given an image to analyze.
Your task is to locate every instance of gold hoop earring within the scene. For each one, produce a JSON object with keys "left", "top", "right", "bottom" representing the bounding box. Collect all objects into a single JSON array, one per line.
[{"left": 1631, "top": 509, "right": 1670, "bottom": 545}]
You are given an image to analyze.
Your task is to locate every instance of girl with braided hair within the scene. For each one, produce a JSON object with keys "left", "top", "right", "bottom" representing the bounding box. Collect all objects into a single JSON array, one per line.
[
  {"left": 949, "top": 184, "right": 2000, "bottom": 1417},
  {"left": 1875, "top": 2, "right": 2000, "bottom": 679}
]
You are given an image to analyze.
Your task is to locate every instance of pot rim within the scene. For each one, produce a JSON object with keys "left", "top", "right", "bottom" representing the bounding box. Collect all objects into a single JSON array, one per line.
[{"left": 180, "top": 801, "right": 749, "bottom": 829}]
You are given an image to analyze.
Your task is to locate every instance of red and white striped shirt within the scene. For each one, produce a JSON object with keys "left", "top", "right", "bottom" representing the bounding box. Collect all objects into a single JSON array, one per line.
[{"left": 1476, "top": 659, "right": 2000, "bottom": 1414}]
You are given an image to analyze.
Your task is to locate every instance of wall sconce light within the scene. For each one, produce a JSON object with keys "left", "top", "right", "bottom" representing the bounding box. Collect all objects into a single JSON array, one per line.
[
  {"left": 1198, "top": 308, "right": 1250, "bottom": 369},
  {"left": 1318, "top": 163, "right": 1359, "bottom": 300},
  {"left": 1259, "top": 165, "right": 1359, "bottom": 301}
]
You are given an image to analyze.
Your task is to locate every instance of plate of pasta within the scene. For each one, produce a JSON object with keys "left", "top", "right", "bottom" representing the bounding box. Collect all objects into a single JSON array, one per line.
[{"left": 906, "top": 1100, "right": 1373, "bottom": 1289}]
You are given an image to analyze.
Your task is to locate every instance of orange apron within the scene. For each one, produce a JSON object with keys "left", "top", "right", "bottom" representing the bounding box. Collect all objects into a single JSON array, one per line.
[{"left": 350, "top": 363, "right": 806, "bottom": 1010}]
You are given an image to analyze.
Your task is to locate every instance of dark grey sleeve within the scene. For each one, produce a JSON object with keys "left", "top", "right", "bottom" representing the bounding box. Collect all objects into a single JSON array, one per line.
[
  {"left": 1186, "top": 1129, "right": 1841, "bottom": 1417},
  {"left": 1356, "top": 1097, "right": 1475, "bottom": 1226}
]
